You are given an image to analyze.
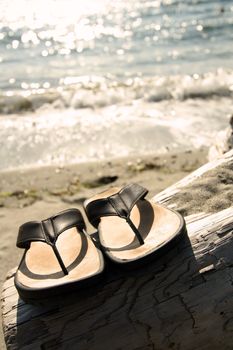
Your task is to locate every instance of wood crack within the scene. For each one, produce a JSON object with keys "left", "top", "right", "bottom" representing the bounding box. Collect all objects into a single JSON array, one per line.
[
  {"left": 178, "top": 295, "right": 196, "bottom": 329},
  {"left": 127, "top": 276, "right": 156, "bottom": 350}
]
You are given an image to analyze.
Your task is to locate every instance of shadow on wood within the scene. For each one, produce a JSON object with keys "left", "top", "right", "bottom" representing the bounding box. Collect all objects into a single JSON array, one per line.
[{"left": 15, "top": 231, "right": 199, "bottom": 349}]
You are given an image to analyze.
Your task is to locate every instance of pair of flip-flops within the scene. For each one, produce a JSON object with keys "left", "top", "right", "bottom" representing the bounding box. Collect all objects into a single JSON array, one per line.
[{"left": 15, "top": 183, "right": 186, "bottom": 303}]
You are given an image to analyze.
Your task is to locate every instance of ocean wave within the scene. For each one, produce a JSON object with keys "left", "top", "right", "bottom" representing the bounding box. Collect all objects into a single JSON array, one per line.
[{"left": 1, "top": 69, "right": 233, "bottom": 114}]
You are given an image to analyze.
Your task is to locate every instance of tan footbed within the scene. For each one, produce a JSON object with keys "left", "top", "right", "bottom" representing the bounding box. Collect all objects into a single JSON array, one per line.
[
  {"left": 17, "top": 227, "right": 102, "bottom": 289},
  {"left": 85, "top": 187, "right": 183, "bottom": 262}
]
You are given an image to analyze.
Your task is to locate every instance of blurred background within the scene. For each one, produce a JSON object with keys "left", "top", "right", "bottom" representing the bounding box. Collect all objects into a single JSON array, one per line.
[{"left": 0, "top": 0, "right": 233, "bottom": 170}]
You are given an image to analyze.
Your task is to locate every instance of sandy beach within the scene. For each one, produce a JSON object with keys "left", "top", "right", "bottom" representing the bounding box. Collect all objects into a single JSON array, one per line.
[{"left": 0, "top": 147, "right": 208, "bottom": 348}]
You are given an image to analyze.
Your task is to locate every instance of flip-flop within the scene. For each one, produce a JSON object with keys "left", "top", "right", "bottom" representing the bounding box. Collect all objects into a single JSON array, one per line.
[
  {"left": 14, "top": 208, "right": 104, "bottom": 303},
  {"left": 84, "top": 184, "right": 186, "bottom": 266}
]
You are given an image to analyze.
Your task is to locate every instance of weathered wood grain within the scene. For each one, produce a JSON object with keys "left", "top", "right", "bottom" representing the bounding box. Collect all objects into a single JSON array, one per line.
[
  {"left": 2, "top": 151, "right": 233, "bottom": 350},
  {"left": 153, "top": 149, "right": 233, "bottom": 205}
]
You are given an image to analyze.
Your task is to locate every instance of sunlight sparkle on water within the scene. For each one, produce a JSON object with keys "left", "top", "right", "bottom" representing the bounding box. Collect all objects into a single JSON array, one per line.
[
  {"left": 0, "top": 0, "right": 120, "bottom": 53},
  {"left": 0, "top": 0, "right": 110, "bottom": 28}
]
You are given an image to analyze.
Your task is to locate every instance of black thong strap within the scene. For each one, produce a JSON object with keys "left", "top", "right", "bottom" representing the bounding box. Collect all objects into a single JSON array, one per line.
[
  {"left": 85, "top": 183, "right": 148, "bottom": 245},
  {"left": 16, "top": 208, "right": 86, "bottom": 275}
]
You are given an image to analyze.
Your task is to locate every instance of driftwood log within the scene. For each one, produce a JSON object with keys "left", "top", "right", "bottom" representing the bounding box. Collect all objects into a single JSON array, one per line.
[{"left": 2, "top": 151, "right": 233, "bottom": 350}]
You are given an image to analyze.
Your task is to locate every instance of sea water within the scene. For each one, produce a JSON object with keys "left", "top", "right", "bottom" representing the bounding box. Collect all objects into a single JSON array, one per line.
[{"left": 0, "top": 0, "right": 233, "bottom": 170}]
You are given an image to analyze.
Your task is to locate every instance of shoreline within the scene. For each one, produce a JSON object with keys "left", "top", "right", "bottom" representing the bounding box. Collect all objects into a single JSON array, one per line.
[{"left": 0, "top": 147, "right": 207, "bottom": 204}]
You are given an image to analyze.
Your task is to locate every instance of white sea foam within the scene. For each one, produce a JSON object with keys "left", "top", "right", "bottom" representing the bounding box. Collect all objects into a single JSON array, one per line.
[
  {"left": 0, "top": 84, "right": 232, "bottom": 171},
  {"left": 0, "top": 69, "right": 233, "bottom": 114}
]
